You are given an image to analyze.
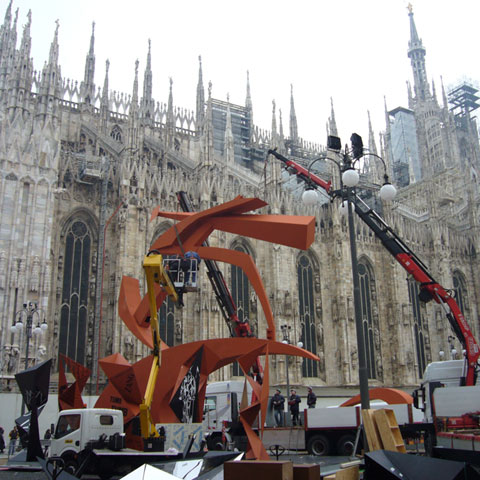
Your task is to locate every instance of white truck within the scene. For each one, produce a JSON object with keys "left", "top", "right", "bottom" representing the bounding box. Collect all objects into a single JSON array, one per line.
[
  {"left": 203, "top": 381, "right": 252, "bottom": 451},
  {"left": 203, "top": 381, "right": 425, "bottom": 456},
  {"left": 412, "top": 360, "right": 480, "bottom": 463},
  {"left": 49, "top": 408, "right": 206, "bottom": 479}
]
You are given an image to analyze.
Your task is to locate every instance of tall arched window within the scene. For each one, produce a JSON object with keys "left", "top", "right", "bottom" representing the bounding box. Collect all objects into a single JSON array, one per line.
[
  {"left": 230, "top": 243, "right": 251, "bottom": 376},
  {"left": 298, "top": 253, "right": 318, "bottom": 378},
  {"left": 408, "top": 279, "right": 427, "bottom": 378},
  {"left": 358, "top": 259, "right": 381, "bottom": 380},
  {"left": 59, "top": 220, "right": 92, "bottom": 365},
  {"left": 159, "top": 300, "right": 175, "bottom": 346}
]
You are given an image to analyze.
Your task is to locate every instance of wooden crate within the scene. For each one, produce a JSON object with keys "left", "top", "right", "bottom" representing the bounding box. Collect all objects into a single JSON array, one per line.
[
  {"left": 224, "top": 460, "right": 293, "bottom": 480},
  {"left": 293, "top": 463, "right": 321, "bottom": 480},
  {"left": 372, "top": 409, "right": 406, "bottom": 453},
  {"left": 362, "top": 409, "right": 382, "bottom": 451},
  {"left": 323, "top": 465, "right": 359, "bottom": 479}
]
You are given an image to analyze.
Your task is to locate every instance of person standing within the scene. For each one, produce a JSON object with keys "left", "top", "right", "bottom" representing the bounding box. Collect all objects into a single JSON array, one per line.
[
  {"left": 182, "top": 251, "right": 201, "bottom": 285},
  {"left": 271, "top": 389, "right": 285, "bottom": 427},
  {"left": 307, "top": 387, "right": 317, "bottom": 408},
  {"left": 0, "top": 427, "right": 5, "bottom": 454},
  {"left": 288, "top": 389, "right": 301, "bottom": 426},
  {"left": 8, "top": 426, "right": 18, "bottom": 456}
]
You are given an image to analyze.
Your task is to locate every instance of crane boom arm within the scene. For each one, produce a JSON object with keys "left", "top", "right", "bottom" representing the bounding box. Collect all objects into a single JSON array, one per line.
[{"left": 268, "top": 149, "right": 480, "bottom": 386}]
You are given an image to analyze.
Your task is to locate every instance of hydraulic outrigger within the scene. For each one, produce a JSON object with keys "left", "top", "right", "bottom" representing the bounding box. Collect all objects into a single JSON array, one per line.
[{"left": 268, "top": 145, "right": 480, "bottom": 386}]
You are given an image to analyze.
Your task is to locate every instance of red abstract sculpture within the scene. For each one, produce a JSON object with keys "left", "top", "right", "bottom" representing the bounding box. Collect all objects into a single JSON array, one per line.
[
  {"left": 95, "top": 339, "right": 318, "bottom": 455},
  {"left": 119, "top": 196, "right": 315, "bottom": 346},
  {"left": 102, "top": 196, "right": 318, "bottom": 458},
  {"left": 58, "top": 354, "right": 91, "bottom": 411}
]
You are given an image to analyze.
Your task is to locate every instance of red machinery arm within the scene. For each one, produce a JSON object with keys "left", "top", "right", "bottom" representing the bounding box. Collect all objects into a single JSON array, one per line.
[{"left": 268, "top": 149, "right": 480, "bottom": 386}]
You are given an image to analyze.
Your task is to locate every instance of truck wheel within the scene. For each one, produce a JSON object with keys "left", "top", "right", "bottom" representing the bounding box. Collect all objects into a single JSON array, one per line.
[
  {"left": 307, "top": 434, "right": 330, "bottom": 456},
  {"left": 63, "top": 459, "right": 79, "bottom": 476},
  {"left": 337, "top": 434, "right": 356, "bottom": 456}
]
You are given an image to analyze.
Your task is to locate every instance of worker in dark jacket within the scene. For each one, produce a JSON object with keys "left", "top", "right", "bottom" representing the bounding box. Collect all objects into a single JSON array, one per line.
[
  {"left": 271, "top": 389, "right": 285, "bottom": 427},
  {"left": 307, "top": 387, "right": 317, "bottom": 408},
  {"left": 288, "top": 389, "right": 301, "bottom": 426}
]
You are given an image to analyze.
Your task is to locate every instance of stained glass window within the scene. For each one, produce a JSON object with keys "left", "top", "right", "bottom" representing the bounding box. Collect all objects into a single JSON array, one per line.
[
  {"left": 230, "top": 244, "right": 250, "bottom": 376},
  {"left": 298, "top": 253, "right": 318, "bottom": 378},
  {"left": 159, "top": 298, "right": 175, "bottom": 346},
  {"left": 59, "top": 220, "right": 91, "bottom": 365},
  {"left": 358, "top": 259, "right": 380, "bottom": 380},
  {"left": 408, "top": 278, "right": 427, "bottom": 378},
  {"left": 453, "top": 271, "right": 469, "bottom": 318}
]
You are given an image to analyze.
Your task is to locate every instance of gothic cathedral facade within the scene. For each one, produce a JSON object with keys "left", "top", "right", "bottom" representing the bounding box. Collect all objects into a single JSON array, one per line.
[{"left": 0, "top": 3, "right": 479, "bottom": 393}]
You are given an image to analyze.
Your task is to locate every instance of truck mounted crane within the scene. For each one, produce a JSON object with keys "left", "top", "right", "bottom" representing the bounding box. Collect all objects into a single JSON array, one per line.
[{"left": 267, "top": 143, "right": 480, "bottom": 387}]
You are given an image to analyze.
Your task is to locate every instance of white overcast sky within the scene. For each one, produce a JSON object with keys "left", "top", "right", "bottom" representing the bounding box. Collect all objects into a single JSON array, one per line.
[{"left": 3, "top": 0, "right": 480, "bottom": 146}]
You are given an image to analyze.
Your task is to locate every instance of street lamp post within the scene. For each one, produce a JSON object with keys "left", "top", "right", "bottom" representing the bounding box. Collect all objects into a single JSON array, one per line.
[
  {"left": 300, "top": 134, "right": 397, "bottom": 420},
  {"left": 281, "top": 324, "right": 291, "bottom": 404},
  {"left": 10, "top": 301, "right": 48, "bottom": 414},
  {"left": 280, "top": 324, "right": 303, "bottom": 426}
]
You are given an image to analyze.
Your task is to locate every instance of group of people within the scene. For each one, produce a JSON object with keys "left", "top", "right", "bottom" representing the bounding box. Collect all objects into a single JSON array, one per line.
[
  {"left": 165, "top": 251, "right": 201, "bottom": 307},
  {"left": 271, "top": 387, "right": 317, "bottom": 427},
  {"left": 0, "top": 425, "right": 19, "bottom": 456}
]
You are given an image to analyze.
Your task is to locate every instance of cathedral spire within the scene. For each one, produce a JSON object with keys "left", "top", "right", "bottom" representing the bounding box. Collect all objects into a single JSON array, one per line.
[
  {"left": 48, "top": 19, "right": 60, "bottom": 68},
  {"left": 384, "top": 96, "right": 389, "bottom": 128},
  {"left": 407, "top": 5, "right": 429, "bottom": 101},
  {"left": 8, "top": 8, "right": 32, "bottom": 114},
  {"left": 37, "top": 19, "right": 61, "bottom": 119},
  {"left": 165, "top": 77, "right": 175, "bottom": 148},
  {"left": 279, "top": 108, "right": 284, "bottom": 140},
  {"left": 0, "top": 1, "right": 15, "bottom": 95},
  {"left": 167, "top": 76, "right": 174, "bottom": 127},
  {"left": 201, "top": 80, "right": 214, "bottom": 166},
  {"left": 245, "top": 70, "right": 252, "bottom": 112},
  {"left": 127, "top": 59, "right": 139, "bottom": 147},
  {"left": 440, "top": 76, "right": 448, "bottom": 109},
  {"left": 141, "top": 39, "right": 154, "bottom": 125},
  {"left": 328, "top": 97, "right": 338, "bottom": 137},
  {"left": 363, "top": 111, "right": 381, "bottom": 185},
  {"left": 271, "top": 99, "right": 277, "bottom": 139},
  {"left": 195, "top": 55, "right": 205, "bottom": 131},
  {"left": 245, "top": 70, "right": 253, "bottom": 142},
  {"left": 82, "top": 22, "right": 95, "bottom": 104},
  {"left": 100, "top": 59, "right": 110, "bottom": 131},
  {"left": 368, "top": 110, "right": 378, "bottom": 156},
  {"left": 407, "top": 80, "right": 413, "bottom": 108},
  {"left": 289, "top": 84, "right": 298, "bottom": 143}
]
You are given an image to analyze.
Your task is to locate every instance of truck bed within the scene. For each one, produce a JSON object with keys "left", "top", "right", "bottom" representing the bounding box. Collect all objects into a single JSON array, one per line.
[{"left": 305, "top": 403, "right": 423, "bottom": 429}]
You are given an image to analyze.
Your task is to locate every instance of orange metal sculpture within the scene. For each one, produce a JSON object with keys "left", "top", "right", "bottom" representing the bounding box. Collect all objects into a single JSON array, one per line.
[
  {"left": 105, "top": 195, "right": 318, "bottom": 458},
  {"left": 340, "top": 387, "right": 414, "bottom": 406},
  {"left": 58, "top": 353, "right": 91, "bottom": 411},
  {"left": 95, "top": 339, "right": 318, "bottom": 456}
]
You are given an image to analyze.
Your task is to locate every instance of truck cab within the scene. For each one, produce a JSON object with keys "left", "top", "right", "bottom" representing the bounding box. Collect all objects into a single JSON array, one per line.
[
  {"left": 412, "top": 360, "right": 470, "bottom": 423},
  {"left": 203, "top": 381, "right": 251, "bottom": 450},
  {"left": 49, "top": 408, "right": 124, "bottom": 471}
]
